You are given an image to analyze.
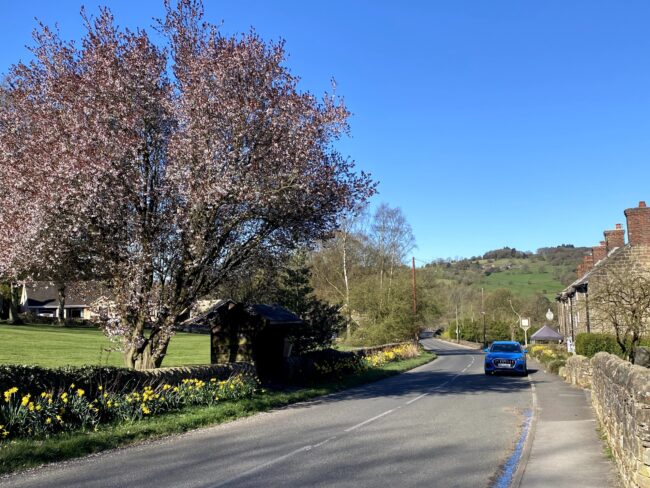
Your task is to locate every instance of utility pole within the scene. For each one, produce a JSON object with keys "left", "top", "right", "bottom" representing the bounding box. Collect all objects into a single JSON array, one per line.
[
  {"left": 455, "top": 304, "right": 460, "bottom": 344},
  {"left": 481, "top": 287, "right": 486, "bottom": 348},
  {"left": 411, "top": 257, "right": 417, "bottom": 316}
]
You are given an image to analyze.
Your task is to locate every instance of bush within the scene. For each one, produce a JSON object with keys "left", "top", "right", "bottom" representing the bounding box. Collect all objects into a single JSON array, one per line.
[
  {"left": 547, "top": 359, "right": 566, "bottom": 375},
  {"left": 285, "top": 348, "right": 365, "bottom": 383},
  {"left": 528, "top": 344, "right": 569, "bottom": 364},
  {"left": 575, "top": 333, "right": 623, "bottom": 358},
  {"left": 284, "top": 343, "right": 419, "bottom": 384}
]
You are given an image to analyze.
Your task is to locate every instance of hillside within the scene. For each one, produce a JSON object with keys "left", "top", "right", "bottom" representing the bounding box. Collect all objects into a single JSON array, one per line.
[{"left": 424, "top": 245, "right": 589, "bottom": 300}]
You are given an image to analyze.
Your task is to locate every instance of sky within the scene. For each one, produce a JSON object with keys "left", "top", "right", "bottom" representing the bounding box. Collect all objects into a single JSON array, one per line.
[{"left": 3, "top": 1, "right": 650, "bottom": 262}]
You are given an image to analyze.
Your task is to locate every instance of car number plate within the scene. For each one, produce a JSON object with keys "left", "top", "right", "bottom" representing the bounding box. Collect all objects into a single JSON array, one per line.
[{"left": 496, "top": 362, "right": 513, "bottom": 368}]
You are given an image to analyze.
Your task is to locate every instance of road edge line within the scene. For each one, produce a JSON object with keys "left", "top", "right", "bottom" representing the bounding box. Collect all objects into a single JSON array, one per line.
[{"left": 510, "top": 376, "right": 538, "bottom": 488}]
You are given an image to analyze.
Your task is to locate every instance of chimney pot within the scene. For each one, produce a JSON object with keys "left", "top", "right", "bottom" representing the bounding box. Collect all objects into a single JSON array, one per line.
[
  {"left": 616, "top": 223, "right": 622, "bottom": 229},
  {"left": 640, "top": 201, "right": 647, "bottom": 208}
]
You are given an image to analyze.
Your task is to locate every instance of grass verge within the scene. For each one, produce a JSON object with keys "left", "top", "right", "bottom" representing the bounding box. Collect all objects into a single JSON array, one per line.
[{"left": 0, "top": 351, "right": 434, "bottom": 476}]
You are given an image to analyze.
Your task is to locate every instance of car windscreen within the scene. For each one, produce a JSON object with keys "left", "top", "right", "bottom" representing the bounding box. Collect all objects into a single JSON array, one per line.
[{"left": 490, "top": 344, "right": 522, "bottom": 353}]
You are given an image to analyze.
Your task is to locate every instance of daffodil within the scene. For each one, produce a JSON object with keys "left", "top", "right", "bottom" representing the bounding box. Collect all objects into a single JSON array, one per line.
[{"left": 21, "top": 394, "right": 31, "bottom": 407}]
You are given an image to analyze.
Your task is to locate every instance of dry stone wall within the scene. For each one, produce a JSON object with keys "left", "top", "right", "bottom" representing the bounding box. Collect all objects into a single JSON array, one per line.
[
  {"left": 589, "top": 353, "right": 650, "bottom": 488},
  {"left": 564, "top": 354, "right": 592, "bottom": 388}
]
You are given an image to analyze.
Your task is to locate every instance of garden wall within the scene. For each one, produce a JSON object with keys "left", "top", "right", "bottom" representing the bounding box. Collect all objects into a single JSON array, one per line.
[
  {"left": 569, "top": 352, "right": 650, "bottom": 488},
  {"left": 564, "top": 354, "right": 592, "bottom": 389}
]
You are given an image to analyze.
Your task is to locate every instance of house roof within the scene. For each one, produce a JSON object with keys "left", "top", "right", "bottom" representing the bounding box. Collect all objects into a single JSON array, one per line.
[
  {"left": 248, "top": 304, "right": 303, "bottom": 325},
  {"left": 181, "top": 299, "right": 236, "bottom": 328},
  {"left": 530, "top": 325, "right": 564, "bottom": 341},
  {"left": 24, "top": 281, "right": 109, "bottom": 308},
  {"left": 557, "top": 245, "right": 626, "bottom": 300}
]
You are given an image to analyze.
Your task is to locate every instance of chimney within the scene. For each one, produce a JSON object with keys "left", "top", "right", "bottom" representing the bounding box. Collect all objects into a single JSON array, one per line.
[
  {"left": 624, "top": 201, "right": 650, "bottom": 246},
  {"left": 581, "top": 254, "right": 594, "bottom": 274},
  {"left": 604, "top": 223, "right": 625, "bottom": 252},
  {"left": 592, "top": 241, "right": 607, "bottom": 263}
]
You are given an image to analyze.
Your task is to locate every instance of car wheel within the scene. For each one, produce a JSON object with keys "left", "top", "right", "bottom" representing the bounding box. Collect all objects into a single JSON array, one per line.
[
  {"left": 484, "top": 370, "right": 492, "bottom": 376},
  {"left": 521, "top": 369, "right": 528, "bottom": 377}
]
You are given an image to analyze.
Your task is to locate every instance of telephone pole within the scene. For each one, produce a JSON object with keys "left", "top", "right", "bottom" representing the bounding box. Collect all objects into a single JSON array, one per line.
[
  {"left": 411, "top": 257, "right": 417, "bottom": 316},
  {"left": 455, "top": 304, "right": 460, "bottom": 343},
  {"left": 481, "top": 287, "right": 487, "bottom": 348}
]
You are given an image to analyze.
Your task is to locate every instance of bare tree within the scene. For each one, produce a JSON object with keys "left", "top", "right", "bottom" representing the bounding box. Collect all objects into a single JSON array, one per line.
[
  {"left": 590, "top": 267, "right": 650, "bottom": 361},
  {"left": 310, "top": 206, "right": 367, "bottom": 339},
  {"left": 370, "top": 203, "right": 416, "bottom": 312}
]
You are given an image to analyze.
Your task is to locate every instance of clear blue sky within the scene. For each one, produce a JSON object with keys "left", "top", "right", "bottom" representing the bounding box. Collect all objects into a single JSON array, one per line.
[{"left": 3, "top": 1, "right": 650, "bottom": 262}]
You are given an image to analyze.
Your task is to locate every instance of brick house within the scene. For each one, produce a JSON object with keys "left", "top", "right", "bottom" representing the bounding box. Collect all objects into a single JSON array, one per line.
[{"left": 557, "top": 201, "right": 650, "bottom": 340}]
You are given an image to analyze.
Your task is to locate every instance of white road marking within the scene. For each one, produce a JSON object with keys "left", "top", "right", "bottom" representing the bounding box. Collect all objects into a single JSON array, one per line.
[
  {"left": 214, "top": 341, "right": 477, "bottom": 487},
  {"left": 406, "top": 393, "right": 428, "bottom": 405},
  {"left": 344, "top": 408, "right": 397, "bottom": 432},
  {"left": 213, "top": 445, "right": 314, "bottom": 487}
]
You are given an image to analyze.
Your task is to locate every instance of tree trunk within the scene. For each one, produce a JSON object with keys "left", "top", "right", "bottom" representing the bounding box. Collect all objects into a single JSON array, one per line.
[
  {"left": 8, "top": 282, "right": 22, "bottom": 325},
  {"left": 124, "top": 322, "right": 173, "bottom": 370},
  {"left": 123, "top": 315, "right": 150, "bottom": 369},
  {"left": 57, "top": 284, "right": 66, "bottom": 324},
  {"left": 125, "top": 339, "right": 160, "bottom": 370},
  {"left": 342, "top": 232, "right": 351, "bottom": 341}
]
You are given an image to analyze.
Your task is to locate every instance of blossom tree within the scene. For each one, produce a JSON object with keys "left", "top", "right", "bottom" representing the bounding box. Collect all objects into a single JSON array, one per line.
[{"left": 0, "top": 0, "right": 374, "bottom": 369}]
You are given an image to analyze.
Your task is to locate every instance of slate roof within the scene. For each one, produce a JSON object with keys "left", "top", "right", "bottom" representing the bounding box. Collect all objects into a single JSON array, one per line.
[
  {"left": 530, "top": 325, "right": 564, "bottom": 341},
  {"left": 558, "top": 245, "right": 626, "bottom": 299},
  {"left": 248, "top": 304, "right": 303, "bottom": 325},
  {"left": 180, "top": 299, "right": 235, "bottom": 328},
  {"left": 23, "top": 282, "right": 108, "bottom": 308}
]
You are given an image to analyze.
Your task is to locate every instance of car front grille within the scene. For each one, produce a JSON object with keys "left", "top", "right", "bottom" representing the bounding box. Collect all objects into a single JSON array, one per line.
[{"left": 493, "top": 359, "right": 515, "bottom": 368}]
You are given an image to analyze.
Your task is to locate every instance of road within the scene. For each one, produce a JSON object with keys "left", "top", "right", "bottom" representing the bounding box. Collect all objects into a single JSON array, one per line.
[{"left": 2, "top": 339, "right": 534, "bottom": 488}]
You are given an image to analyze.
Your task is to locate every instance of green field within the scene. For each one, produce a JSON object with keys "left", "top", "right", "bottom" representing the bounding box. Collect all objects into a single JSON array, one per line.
[
  {"left": 474, "top": 259, "right": 568, "bottom": 300},
  {"left": 0, "top": 324, "right": 210, "bottom": 368}
]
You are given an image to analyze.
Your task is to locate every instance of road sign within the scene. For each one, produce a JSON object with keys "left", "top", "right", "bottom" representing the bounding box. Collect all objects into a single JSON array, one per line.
[{"left": 520, "top": 318, "right": 530, "bottom": 331}]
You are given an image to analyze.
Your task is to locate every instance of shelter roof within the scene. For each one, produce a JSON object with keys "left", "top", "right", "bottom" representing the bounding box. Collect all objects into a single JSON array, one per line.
[
  {"left": 248, "top": 304, "right": 303, "bottom": 325},
  {"left": 530, "top": 325, "right": 564, "bottom": 341}
]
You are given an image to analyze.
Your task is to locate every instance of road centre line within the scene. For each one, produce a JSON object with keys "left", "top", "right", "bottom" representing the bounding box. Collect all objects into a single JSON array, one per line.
[
  {"left": 406, "top": 393, "right": 428, "bottom": 405},
  {"left": 344, "top": 407, "right": 398, "bottom": 432},
  {"left": 212, "top": 444, "right": 314, "bottom": 487},
  {"left": 212, "top": 347, "right": 478, "bottom": 487}
]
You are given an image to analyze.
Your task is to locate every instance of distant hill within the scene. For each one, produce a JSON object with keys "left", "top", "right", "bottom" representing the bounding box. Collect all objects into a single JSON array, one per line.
[{"left": 425, "top": 245, "right": 590, "bottom": 300}]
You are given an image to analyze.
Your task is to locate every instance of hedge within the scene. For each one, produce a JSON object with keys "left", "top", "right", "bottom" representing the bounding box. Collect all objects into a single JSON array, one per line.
[
  {"left": 575, "top": 332, "right": 650, "bottom": 358},
  {"left": 575, "top": 333, "right": 622, "bottom": 358},
  {"left": 0, "top": 363, "right": 255, "bottom": 398},
  {"left": 284, "top": 342, "right": 415, "bottom": 384}
]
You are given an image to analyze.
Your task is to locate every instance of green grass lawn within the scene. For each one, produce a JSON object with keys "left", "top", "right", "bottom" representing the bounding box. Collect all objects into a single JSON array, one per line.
[
  {"left": 475, "top": 260, "right": 567, "bottom": 300},
  {"left": 0, "top": 324, "right": 209, "bottom": 368}
]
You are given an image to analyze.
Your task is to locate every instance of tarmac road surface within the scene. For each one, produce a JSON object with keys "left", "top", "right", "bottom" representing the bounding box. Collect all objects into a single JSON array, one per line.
[{"left": 1, "top": 339, "right": 535, "bottom": 488}]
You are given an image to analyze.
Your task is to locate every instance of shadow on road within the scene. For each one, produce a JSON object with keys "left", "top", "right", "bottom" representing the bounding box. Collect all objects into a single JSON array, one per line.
[{"left": 283, "top": 354, "right": 542, "bottom": 410}]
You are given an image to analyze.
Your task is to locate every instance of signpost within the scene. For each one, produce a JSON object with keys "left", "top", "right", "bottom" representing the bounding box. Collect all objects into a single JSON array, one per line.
[{"left": 520, "top": 318, "right": 531, "bottom": 348}]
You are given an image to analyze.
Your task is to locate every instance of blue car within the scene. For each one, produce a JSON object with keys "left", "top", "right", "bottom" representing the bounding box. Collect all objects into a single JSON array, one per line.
[{"left": 484, "top": 341, "right": 528, "bottom": 376}]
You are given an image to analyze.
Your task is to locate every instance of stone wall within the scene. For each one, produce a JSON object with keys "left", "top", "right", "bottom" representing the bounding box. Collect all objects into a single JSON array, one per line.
[
  {"left": 564, "top": 354, "right": 592, "bottom": 388},
  {"left": 590, "top": 352, "right": 650, "bottom": 488}
]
